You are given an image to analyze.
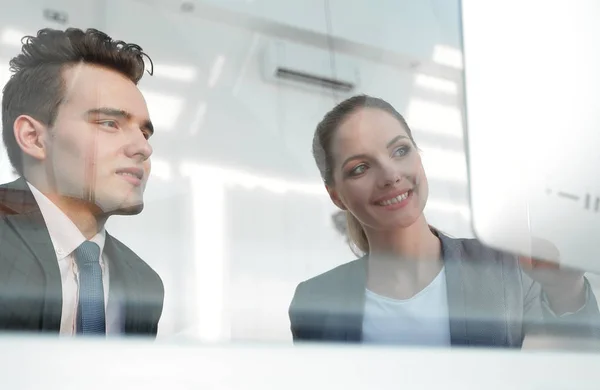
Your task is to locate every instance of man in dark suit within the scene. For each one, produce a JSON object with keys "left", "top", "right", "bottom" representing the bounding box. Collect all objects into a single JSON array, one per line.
[{"left": 0, "top": 28, "right": 164, "bottom": 336}]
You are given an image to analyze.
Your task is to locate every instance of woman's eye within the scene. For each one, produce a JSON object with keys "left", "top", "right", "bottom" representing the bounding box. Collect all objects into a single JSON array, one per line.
[
  {"left": 350, "top": 164, "right": 367, "bottom": 176},
  {"left": 393, "top": 145, "right": 410, "bottom": 157}
]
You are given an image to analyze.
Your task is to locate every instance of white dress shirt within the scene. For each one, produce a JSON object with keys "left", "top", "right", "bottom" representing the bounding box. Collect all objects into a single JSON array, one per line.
[{"left": 28, "top": 183, "right": 121, "bottom": 335}]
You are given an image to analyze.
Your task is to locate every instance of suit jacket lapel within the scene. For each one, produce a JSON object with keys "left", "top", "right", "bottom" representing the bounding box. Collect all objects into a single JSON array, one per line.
[
  {"left": 0, "top": 178, "right": 62, "bottom": 331},
  {"left": 104, "top": 233, "right": 164, "bottom": 336},
  {"left": 104, "top": 234, "right": 137, "bottom": 333}
]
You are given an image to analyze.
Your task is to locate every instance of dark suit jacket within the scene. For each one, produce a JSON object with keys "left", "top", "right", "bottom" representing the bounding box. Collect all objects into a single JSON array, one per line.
[
  {"left": 0, "top": 178, "right": 164, "bottom": 336},
  {"left": 289, "top": 231, "right": 600, "bottom": 347}
]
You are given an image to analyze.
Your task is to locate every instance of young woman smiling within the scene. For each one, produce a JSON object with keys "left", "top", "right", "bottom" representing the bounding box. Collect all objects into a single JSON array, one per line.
[{"left": 289, "top": 95, "right": 600, "bottom": 347}]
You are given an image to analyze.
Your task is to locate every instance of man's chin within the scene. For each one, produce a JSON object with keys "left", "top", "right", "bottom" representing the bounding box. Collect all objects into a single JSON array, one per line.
[
  {"left": 113, "top": 203, "right": 144, "bottom": 215},
  {"left": 99, "top": 199, "right": 145, "bottom": 215}
]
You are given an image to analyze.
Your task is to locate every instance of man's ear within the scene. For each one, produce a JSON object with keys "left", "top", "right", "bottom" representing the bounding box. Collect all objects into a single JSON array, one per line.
[
  {"left": 13, "top": 115, "right": 49, "bottom": 162},
  {"left": 326, "top": 184, "right": 347, "bottom": 211}
]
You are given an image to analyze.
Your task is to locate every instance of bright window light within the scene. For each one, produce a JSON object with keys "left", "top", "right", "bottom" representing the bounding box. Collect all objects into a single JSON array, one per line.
[
  {"left": 152, "top": 63, "right": 197, "bottom": 82},
  {"left": 415, "top": 73, "right": 458, "bottom": 95},
  {"left": 140, "top": 89, "right": 184, "bottom": 132},
  {"left": 426, "top": 199, "right": 470, "bottom": 219},
  {"left": 189, "top": 101, "right": 207, "bottom": 135},
  {"left": 208, "top": 55, "right": 225, "bottom": 88},
  {"left": 182, "top": 165, "right": 227, "bottom": 342},
  {"left": 433, "top": 44, "right": 463, "bottom": 69},
  {"left": 0, "top": 155, "right": 18, "bottom": 184},
  {"left": 181, "top": 163, "right": 324, "bottom": 196},
  {"left": 407, "top": 98, "right": 464, "bottom": 138},
  {"left": 233, "top": 33, "right": 260, "bottom": 97},
  {"left": 150, "top": 157, "right": 171, "bottom": 181},
  {"left": 420, "top": 146, "right": 468, "bottom": 183},
  {"left": 1, "top": 63, "right": 11, "bottom": 89},
  {"left": 1, "top": 28, "right": 26, "bottom": 47}
]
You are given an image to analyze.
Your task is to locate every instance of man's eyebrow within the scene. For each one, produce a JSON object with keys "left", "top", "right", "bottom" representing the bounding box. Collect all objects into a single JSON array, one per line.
[
  {"left": 85, "top": 107, "right": 131, "bottom": 119},
  {"left": 85, "top": 107, "right": 154, "bottom": 136}
]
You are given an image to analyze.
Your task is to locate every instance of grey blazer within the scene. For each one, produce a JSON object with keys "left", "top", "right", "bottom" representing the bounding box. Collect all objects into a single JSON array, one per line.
[
  {"left": 289, "top": 231, "right": 600, "bottom": 347},
  {"left": 0, "top": 178, "right": 164, "bottom": 336}
]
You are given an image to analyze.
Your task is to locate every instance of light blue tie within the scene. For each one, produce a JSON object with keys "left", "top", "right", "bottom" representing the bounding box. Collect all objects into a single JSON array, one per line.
[{"left": 75, "top": 241, "right": 106, "bottom": 335}]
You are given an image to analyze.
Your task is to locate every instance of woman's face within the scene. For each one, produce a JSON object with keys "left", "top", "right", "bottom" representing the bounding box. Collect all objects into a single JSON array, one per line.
[{"left": 327, "top": 108, "right": 428, "bottom": 232}]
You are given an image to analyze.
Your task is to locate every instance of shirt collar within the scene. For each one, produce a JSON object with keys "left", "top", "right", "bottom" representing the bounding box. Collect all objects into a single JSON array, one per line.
[{"left": 27, "top": 182, "right": 106, "bottom": 261}]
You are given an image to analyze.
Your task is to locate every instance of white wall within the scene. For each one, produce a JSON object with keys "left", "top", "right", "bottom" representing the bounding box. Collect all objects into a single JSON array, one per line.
[{"left": 0, "top": 0, "right": 469, "bottom": 342}]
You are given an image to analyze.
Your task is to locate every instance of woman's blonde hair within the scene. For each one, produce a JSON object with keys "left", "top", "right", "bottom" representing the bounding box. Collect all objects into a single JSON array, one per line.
[
  {"left": 346, "top": 211, "right": 369, "bottom": 253},
  {"left": 313, "top": 95, "right": 417, "bottom": 254}
]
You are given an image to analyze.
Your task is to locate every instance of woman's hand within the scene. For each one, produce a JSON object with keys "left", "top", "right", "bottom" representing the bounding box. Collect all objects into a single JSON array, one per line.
[{"left": 518, "top": 237, "right": 586, "bottom": 315}]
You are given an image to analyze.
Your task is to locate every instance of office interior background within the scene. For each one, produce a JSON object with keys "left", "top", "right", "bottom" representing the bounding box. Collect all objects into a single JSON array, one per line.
[{"left": 0, "top": 0, "right": 477, "bottom": 341}]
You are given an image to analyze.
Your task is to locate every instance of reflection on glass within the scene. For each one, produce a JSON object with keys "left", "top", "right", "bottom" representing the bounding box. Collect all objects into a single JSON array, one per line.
[{"left": 0, "top": 0, "right": 596, "bottom": 363}]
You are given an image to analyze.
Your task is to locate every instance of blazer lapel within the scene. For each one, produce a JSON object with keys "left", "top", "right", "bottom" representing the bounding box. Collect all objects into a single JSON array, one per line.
[
  {"left": 439, "top": 234, "right": 469, "bottom": 346},
  {"left": 439, "top": 232, "right": 509, "bottom": 347},
  {"left": 1, "top": 178, "right": 62, "bottom": 331},
  {"left": 323, "top": 258, "right": 367, "bottom": 342}
]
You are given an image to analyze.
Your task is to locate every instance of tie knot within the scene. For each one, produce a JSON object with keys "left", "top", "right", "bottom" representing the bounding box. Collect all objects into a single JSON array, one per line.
[{"left": 74, "top": 241, "right": 101, "bottom": 267}]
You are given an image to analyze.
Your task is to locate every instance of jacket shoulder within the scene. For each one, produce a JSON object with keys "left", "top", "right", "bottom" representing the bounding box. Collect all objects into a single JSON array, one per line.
[
  {"left": 446, "top": 235, "right": 519, "bottom": 266},
  {"left": 295, "top": 258, "right": 365, "bottom": 297}
]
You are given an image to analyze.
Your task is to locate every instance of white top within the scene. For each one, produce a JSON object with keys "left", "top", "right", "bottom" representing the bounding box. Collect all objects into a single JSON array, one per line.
[
  {"left": 28, "top": 183, "right": 121, "bottom": 335},
  {"left": 362, "top": 267, "right": 451, "bottom": 346}
]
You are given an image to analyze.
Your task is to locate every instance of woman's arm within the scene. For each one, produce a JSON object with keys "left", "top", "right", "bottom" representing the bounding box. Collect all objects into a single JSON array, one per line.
[{"left": 521, "top": 269, "right": 600, "bottom": 347}]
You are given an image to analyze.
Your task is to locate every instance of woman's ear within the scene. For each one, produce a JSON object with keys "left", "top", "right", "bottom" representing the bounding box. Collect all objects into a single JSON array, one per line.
[
  {"left": 326, "top": 184, "right": 347, "bottom": 210},
  {"left": 13, "top": 115, "right": 49, "bottom": 162}
]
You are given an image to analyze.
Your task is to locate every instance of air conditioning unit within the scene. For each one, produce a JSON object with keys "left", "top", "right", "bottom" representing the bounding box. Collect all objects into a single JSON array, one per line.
[{"left": 262, "top": 40, "right": 359, "bottom": 94}]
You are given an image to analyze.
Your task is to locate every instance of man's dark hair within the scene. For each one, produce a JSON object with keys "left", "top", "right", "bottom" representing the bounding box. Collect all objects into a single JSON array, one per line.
[{"left": 1, "top": 27, "right": 153, "bottom": 175}]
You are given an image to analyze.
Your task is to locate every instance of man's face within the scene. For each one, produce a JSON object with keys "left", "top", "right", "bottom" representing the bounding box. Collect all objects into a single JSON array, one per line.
[{"left": 44, "top": 63, "right": 154, "bottom": 215}]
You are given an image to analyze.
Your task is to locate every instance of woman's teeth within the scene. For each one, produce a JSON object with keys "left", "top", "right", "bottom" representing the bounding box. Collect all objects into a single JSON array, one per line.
[{"left": 378, "top": 192, "right": 409, "bottom": 206}]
